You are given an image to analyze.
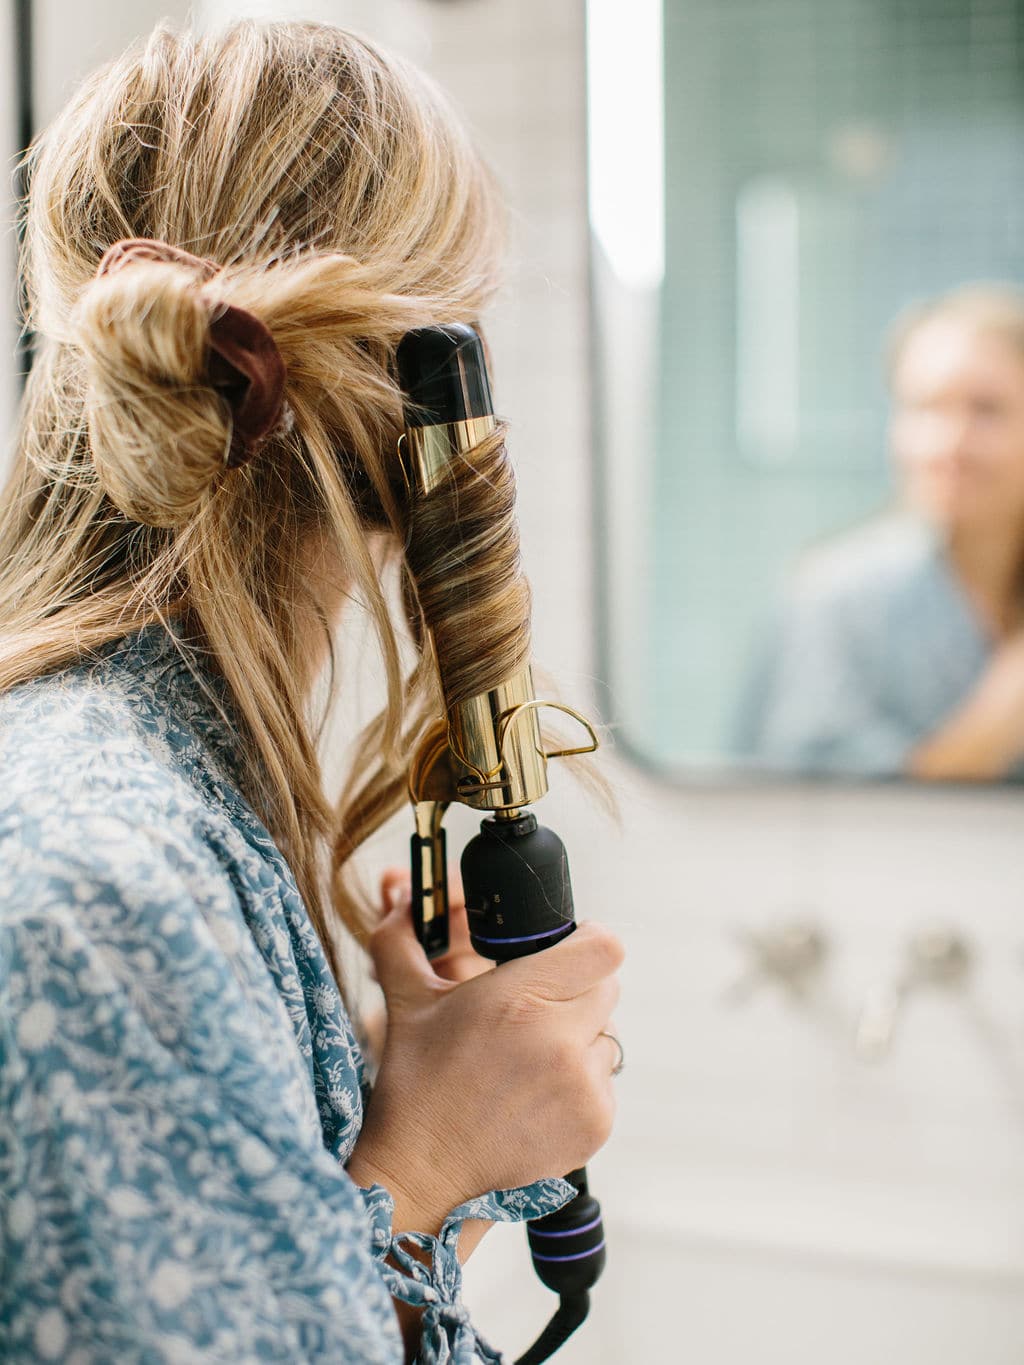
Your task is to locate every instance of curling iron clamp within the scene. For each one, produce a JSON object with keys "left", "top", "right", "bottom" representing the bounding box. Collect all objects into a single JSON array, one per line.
[{"left": 396, "top": 325, "right": 606, "bottom": 1365}]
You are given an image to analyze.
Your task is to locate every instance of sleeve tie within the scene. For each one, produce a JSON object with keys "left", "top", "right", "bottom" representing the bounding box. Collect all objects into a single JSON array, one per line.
[{"left": 357, "top": 1177, "right": 576, "bottom": 1364}]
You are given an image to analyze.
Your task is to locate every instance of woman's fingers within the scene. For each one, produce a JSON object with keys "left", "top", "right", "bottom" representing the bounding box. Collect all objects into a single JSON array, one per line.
[
  {"left": 563, "top": 974, "right": 620, "bottom": 1038},
  {"left": 369, "top": 892, "right": 446, "bottom": 1001},
  {"left": 586, "top": 1027, "right": 622, "bottom": 1115},
  {"left": 372, "top": 868, "right": 412, "bottom": 986},
  {"left": 379, "top": 867, "right": 472, "bottom": 943},
  {"left": 380, "top": 866, "right": 410, "bottom": 913},
  {"left": 444, "top": 872, "right": 474, "bottom": 955},
  {"left": 376, "top": 866, "right": 490, "bottom": 987},
  {"left": 506, "top": 921, "right": 624, "bottom": 1002}
]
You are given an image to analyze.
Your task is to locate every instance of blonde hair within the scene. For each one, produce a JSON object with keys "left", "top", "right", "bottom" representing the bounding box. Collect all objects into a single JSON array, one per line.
[
  {"left": 0, "top": 19, "right": 533, "bottom": 989},
  {"left": 885, "top": 282, "right": 1024, "bottom": 385}
]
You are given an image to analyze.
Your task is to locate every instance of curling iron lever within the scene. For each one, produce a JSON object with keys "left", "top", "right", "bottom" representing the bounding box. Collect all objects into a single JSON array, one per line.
[{"left": 398, "top": 325, "right": 606, "bottom": 1363}]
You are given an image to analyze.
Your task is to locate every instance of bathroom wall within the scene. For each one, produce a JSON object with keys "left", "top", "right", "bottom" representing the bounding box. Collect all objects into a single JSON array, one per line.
[{"left": 13, "top": 2, "right": 1024, "bottom": 1360}]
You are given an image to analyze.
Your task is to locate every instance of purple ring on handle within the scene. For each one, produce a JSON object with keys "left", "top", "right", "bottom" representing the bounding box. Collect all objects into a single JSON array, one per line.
[
  {"left": 530, "top": 1241, "right": 606, "bottom": 1263},
  {"left": 528, "top": 1214, "right": 603, "bottom": 1239},
  {"left": 471, "top": 924, "right": 574, "bottom": 946}
]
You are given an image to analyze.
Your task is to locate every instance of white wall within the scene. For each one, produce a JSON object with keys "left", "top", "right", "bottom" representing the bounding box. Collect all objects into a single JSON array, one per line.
[{"left": 31, "top": 0, "right": 191, "bottom": 125}]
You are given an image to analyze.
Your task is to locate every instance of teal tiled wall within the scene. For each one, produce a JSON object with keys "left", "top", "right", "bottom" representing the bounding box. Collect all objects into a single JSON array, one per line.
[{"left": 647, "top": 0, "right": 1024, "bottom": 767}]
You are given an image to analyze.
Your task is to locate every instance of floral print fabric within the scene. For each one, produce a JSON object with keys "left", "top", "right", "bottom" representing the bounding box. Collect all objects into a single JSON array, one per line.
[{"left": 0, "top": 623, "right": 574, "bottom": 1363}]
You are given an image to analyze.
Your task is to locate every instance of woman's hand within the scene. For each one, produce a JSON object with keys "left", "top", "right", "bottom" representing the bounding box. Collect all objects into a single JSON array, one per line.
[
  {"left": 360, "top": 871, "right": 492, "bottom": 1066},
  {"left": 910, "top": 626, "right": 1024, "bottom": 779},
  {"left": 380, "top": 867, "right": 494, "bottom": 985},
  {"left": 987, "top": 628, "right": 1024, "bottom": 743},
  {"left": 346, "top": 887, "right": 623, "bottom": 1237}
]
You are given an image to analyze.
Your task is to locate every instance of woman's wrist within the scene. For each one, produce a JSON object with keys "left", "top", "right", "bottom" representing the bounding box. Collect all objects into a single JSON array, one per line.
[
  {"left": 347, "top": 1109, "right": 496, "bottom": 1365},
  {"left": 346, "top": 1122, "right": 458, "bottom": 1237}
]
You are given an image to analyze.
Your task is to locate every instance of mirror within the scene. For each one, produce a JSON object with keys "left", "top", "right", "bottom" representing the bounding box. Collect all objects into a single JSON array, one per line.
[{"left": 589, "top": 0, "right": 1024, "bottom": 784}]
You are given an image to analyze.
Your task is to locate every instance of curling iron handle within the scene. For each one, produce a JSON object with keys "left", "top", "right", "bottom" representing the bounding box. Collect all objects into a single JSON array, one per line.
[
  {"left": 526, "top": 1166, "right": 606, "bottom": 1294},
  {"left": 461, "top": 812, "right": 575, "bottom": 960},
  {"left": 461, "top": 813, "right": 608, "bottom": 1364}
]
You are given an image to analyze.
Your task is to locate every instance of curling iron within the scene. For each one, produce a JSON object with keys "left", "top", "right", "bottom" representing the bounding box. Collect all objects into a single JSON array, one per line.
[{"left": 396, "top": 325, "right": 606, "bottom": 1365}]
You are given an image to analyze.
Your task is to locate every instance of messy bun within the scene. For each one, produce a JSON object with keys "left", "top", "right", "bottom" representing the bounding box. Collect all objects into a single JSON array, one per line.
[
  {"left": 74, "top": 257, "right": 233, "bottom": 528},
  {"left": 74, "top": 239, "right": 290, "bottom": 528}
]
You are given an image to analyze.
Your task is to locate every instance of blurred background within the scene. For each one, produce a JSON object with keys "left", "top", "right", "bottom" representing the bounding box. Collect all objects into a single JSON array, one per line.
[{"left": 4, "top": 0, "right": 1024, "bottom": 1360}]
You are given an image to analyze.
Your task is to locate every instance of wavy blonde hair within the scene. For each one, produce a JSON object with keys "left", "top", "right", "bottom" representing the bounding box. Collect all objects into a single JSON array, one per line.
[
  {"left": 884, "top": 282, "right": 1024, "bottom": 382},
  {"left": 0, "top": 19, "right": 534, "bottom": 988}
]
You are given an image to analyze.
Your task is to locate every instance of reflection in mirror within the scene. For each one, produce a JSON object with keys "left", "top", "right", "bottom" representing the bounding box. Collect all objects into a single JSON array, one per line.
[{"left": 589, "top": 0, "right": 1024, "bottom": 783}]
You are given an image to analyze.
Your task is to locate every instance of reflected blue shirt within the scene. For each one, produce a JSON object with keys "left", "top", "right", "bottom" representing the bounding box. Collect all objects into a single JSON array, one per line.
[
  {"left": 735, "top": 514, "right": 1024, "bottom": 781},
  {"left": 0, "top": 622, "right": 574, "bottom": 1363}
]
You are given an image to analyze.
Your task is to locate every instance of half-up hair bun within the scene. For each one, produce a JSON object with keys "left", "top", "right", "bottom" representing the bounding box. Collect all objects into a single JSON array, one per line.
[
  {"left": 2, "top": 18, "right": 516, "bottom": 964},
  {"left": 73, "top": 237, "right": 288, "bottom": 528}
]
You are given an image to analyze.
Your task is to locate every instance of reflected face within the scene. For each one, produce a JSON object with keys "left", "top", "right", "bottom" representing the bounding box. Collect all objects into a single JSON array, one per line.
[{"left": 889, "top": 317, "right": 1024, "bottom": 534}]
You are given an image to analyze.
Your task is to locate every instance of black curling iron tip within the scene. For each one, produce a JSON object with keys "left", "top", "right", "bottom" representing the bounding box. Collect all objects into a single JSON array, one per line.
[{"left": 396, "top": 324, "right": 493, "bottom": 426}]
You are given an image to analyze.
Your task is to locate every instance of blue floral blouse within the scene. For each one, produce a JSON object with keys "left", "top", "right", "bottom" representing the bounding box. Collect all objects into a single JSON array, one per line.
[
  {"left": 0, "top": 621, "right": 574, "bottom": 1363},
  {"left": 733, "top": 513, "right": 1024, "bottom": 780}
]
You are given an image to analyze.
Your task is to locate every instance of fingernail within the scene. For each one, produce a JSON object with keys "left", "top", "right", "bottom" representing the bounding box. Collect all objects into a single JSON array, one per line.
[{"left": 388, "top": 883, "right": 411, "bottom": 913}]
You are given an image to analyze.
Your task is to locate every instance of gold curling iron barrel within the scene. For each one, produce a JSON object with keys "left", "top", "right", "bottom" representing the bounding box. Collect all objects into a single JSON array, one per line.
[
  {"left": 399, "top": 325, "right": 548, "bottom": 812},
  {"left": 397, "top": 325, "right": 605, "bottom": 1365},
  {"left": 396, "top": 324, "right": 597, "bottom": 963}
]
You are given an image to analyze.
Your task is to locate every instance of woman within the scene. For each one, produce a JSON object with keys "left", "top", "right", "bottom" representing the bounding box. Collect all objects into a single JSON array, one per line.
[
  {"left": 0, "top": 20, "right": 623, "bottom": 1364},
  {"left": 737, "top": 284, "right": 1024, "bottom": 782}
]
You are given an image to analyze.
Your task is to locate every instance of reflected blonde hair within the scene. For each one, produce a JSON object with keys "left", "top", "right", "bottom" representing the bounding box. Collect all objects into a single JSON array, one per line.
[
  {"left": 885, "top": 282, "right": 1024, "bottom": 384},
  {"left": 0, "top": 19, "right": 533, "bottom": 988}
]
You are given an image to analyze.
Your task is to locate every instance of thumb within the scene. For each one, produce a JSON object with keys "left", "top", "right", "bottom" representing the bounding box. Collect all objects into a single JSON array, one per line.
[{"left": 369, "top": 886, "right": 439, "bottom": 1002}]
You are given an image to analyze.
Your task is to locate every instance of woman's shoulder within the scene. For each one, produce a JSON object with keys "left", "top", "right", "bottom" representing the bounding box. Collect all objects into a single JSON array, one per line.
[
  {"left": 0, "top": 638, "right": 360, "bottom": 1177},
  {"left": 0, "top": 629, "right": 262, "bottom": 915},
  {"left": 1, "top": 679, "right": 208, "bottom": 911},
  {"left": 0, "top": 624, "right": 244, "bottom": 824},
  {"left": 0, "top": 663, "right": 191, "bottom": 832}
]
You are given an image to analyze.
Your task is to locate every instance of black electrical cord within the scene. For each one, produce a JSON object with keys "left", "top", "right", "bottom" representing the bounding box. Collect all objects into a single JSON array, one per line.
[{"left": 515, "top": 1292, "right": 590, "bottom": 1365}]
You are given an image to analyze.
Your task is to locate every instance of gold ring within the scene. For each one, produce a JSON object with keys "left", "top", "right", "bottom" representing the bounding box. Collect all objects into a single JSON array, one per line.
[{"left": 600, "top": 1029, "right": 624, "bottom": 1077}]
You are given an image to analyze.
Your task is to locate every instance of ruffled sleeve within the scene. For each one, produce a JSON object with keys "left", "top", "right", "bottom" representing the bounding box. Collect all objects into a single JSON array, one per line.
[
  {"left": 356, "top": 1178, "right": 577, "bottom": 1365},
  {"left": 0, "top": 800, "right": 577, "bottom": 1364},
  {"left": 0, "top": 813, "right": 407, "bottom": 1363}
]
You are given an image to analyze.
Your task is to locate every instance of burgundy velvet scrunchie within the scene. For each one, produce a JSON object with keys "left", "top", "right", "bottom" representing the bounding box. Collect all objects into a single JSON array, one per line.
[{"left": 95, "top": 237, "right": 289, "bottom": 469}]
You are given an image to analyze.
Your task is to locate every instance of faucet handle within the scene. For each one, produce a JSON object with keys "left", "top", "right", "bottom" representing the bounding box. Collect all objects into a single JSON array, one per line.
[
  {"left": 723, "top": 918, "right": 828, "bottom": 1005},
  {"left": 908, "top": 928, "right": 972, "bottom": 985},
  {"left": 856, "top": 927, "right": 973, "bottom": 1062}
]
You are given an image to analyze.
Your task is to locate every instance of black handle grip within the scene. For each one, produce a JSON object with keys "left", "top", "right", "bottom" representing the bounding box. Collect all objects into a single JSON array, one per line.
[
  {"left": 461, "top": 812, "right": 576, "bottom": 962},
  {"left": 526, "top": 1167, "right": 606, "bottom": 1294},
  {"left": 396, "top": 323, "right": 493, "bottom": 426}
]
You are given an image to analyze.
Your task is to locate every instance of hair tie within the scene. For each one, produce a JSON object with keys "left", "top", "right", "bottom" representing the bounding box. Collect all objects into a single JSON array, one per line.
[{"left": 95, "top": 236, "right": 289, "bottom": 469}]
